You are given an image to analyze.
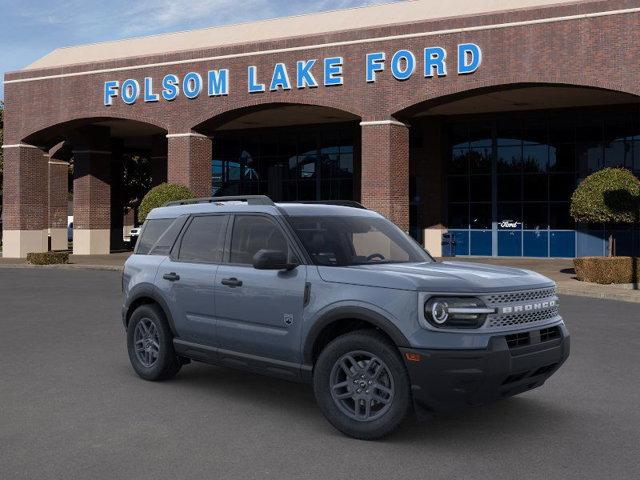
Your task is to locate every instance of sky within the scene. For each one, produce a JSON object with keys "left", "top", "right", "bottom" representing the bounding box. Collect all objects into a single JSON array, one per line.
[{"left": 0, "top": 0, "right": 400, "bottom": 100}]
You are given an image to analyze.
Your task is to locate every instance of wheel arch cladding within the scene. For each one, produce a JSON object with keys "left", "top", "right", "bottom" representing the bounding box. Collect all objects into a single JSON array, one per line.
[
  {"left": 304, "top": 306, "right": 410, "bottom": 365},
  {"left": 125, "top": 285, "right": 177, "bottom": 335}
]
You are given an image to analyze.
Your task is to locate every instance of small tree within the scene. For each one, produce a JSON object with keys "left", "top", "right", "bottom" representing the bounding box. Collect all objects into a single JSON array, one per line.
[
  {"left": 138, "top": 183, "right": 194, "bottom": 222},
  {"left": 570, "top": 168, "right": 640, "bottom": 256},
  {"left": 121, "top": 153, "right": 152, "bottom": 221}
]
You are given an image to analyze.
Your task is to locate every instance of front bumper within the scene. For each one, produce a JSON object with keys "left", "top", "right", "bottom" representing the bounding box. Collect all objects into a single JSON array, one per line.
[{"left": 399, "top": 322, "right": 570, "bottom": 416}]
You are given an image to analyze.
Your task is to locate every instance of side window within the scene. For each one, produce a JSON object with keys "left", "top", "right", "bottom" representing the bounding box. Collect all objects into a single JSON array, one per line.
[
  {"left": 149, "top": 215, "right": 188, "bottom": 256},
  {"left": 178, "top": 215, "right": 227, "bottom": 263},
  {"left": 229, "top": 215, "right": 289, "bottom": 265},
  {"left": 136, "top": 218, "right": 174, "bottom": 255}
]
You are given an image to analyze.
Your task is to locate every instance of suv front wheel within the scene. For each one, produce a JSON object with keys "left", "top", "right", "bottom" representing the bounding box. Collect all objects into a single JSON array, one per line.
[
  {"left": 127, "top": 304, "right": 182, "bottom": 381},
  {"left": 313, "top": 330, "right": 411, "bottom": 439}
]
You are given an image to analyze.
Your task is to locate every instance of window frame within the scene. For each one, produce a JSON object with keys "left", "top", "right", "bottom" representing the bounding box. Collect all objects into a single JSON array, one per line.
[{"left": 170, "top": 213, "right": 230, "bottom": 265}]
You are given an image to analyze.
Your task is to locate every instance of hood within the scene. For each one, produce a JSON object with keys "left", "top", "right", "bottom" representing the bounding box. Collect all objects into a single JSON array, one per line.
[{"left": 317, "top": 261, "right": 554, "bottom": 293}]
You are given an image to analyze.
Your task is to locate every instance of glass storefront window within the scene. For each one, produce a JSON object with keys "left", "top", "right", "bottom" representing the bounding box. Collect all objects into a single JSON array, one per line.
[
  {"left": 470, "top": 147, "right": 492, "bottom": 173},
  {"left": 447, "top": 204, "right": 469, "bottom": 229},
  {"left": 447, "top": 176, "right": 469, "bottom": 203},
  {"left": 523, "top": 144, "right": 548, "bottom": 173},
  {"left": 497, "top": 203, "right": 522, "bottom": 229},
  {"left": 523, "top": 175, "right": 547, "bottom": 202},
  {"left": 469, "top": 175, "right": 491, "bottom": 202},
  {"left": 523, "top": 204, "right": 548, "bottom": 230},
  {"left": 450, "top": 148, "right": 469, "bottom": 174},
  {"left": 497, "top": 175, "right": 521, "bottom": 201},
  {"left": 445, "top": 105, "right": 640, "bottom": 257},
  {"left": 211, "top": 123, "right": 356, "bottom": 201},
  {"left": 549, "top": 174, "right": 575, "bottom": 201},
  {"left": 549, "top": 144, "right": 575, "bottom": 172},
  {"left": 604, "top": 140, "right": 632, "bottom": 168},
  {"left": 497, "top": 145, "right": 522, "bottom": 173},
  {"left": 470, "top": 203, "right": 491, "bottom": 229},
  {"left": 577, "top": 143, "right": 603, "bottom": 174},
  {"left": 549, "top": 202, "right": 573, "bottom": 229}
]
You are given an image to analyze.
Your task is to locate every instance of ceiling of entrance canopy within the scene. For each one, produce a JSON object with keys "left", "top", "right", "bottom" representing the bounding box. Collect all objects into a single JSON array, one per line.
[
  {"left": 415, "top": 86, "right": 640, "bottom": 117},
  {"left": 213, "top": 105, "right": 359, "bottom": 131}
]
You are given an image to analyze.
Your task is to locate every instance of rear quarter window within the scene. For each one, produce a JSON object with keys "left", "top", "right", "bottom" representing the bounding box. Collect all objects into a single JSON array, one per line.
[{"left": 135, "top": 218, "right": 175, "bottom": 255}]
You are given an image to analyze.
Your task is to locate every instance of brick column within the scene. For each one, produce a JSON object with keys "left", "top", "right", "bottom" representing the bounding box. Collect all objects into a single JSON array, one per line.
[
  {"left": 71, "top": 126, "right": 112, "bottom": 255},
  {"left": 167, "top": 133, "right": 212, "bottom": 197},
  {"left": 150, "top": 134, "right": 168, "bottom": 187},
  {"left": 360, "top": 120, "right": 410, "bottom": 232},
  {"left": 48, "top": 159, "right": 69, "bottom": 251},
  {"left": 1, "top": 144, "right": 49, "bottom": 257}
]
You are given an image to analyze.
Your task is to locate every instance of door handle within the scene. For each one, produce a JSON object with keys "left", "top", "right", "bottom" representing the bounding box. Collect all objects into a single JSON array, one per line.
[
  {"left": 221, "top": 277, "right": 243, "bottom": 287},
  {"left": 163, "top": 272, "right": 180, "bottom": 281}
]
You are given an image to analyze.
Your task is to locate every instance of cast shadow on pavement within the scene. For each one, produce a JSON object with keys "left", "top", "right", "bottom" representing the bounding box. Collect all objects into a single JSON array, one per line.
[{"left": 149, "top": 362, "right": 572, "bottom": 442}]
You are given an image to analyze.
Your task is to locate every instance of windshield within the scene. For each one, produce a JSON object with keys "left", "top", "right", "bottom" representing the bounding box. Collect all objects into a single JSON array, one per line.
[{"left": 289, "top": 215, "right": 433, "bottom": 266}]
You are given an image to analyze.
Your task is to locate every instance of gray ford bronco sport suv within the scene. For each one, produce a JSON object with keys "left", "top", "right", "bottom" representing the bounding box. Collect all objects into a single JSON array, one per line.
[{"left": 122, "top": 195, "right": 569, "bottom": 439}]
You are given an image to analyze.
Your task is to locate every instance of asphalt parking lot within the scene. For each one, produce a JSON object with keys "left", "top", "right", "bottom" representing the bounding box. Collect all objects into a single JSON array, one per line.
[{"left": 1, "top": 268, "right": 639, "bottom": 480}]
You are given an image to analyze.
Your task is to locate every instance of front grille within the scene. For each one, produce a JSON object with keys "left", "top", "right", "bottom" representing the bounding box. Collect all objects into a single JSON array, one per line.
[
  {"left": 506, "top": 325, "right": 563, "bottom": 351},
  {"left": 488, "top": 307, "right": 559, "bottom": 329},
  {"left": 506, "top": 332, "right": 530, "bottom": 348},
  {"left": 482, "top": 287, "right": 559, "bottom": 331},
  {"left": 540, "top": 326, "right": 561, "bottom": 342},
  {"left": 484, "top": 287, "right": 556, "bottom": 306}
]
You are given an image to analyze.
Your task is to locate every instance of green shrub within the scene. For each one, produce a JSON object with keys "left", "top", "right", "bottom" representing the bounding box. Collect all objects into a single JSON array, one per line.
[
  {"left": 138, "top": 183, "right": 195, "bottom": 222},
  {"left": 570, "top": 168, "right": 640, "bottom": 224},
  {"left": 27, "top": 251, "right": 70, "bottom": 265},
  {"left": 574, "top": 256, "right": 640, "bottom": 284}
]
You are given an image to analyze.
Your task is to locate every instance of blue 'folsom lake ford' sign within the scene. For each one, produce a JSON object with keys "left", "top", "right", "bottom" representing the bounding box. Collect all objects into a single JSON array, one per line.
[{"left": 103, "top": 43, "right": 481, "bottom": 106}]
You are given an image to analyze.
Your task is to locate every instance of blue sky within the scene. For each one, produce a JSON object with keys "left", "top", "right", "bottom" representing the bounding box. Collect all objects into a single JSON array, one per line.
[{"left": 0, "top": 0, "right": 399, "bottom": 100}]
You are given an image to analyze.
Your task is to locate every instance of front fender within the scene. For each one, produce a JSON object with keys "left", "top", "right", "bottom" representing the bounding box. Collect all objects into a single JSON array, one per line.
[{"left": 302, "top": 303, "right": 411, "bottom": 365}]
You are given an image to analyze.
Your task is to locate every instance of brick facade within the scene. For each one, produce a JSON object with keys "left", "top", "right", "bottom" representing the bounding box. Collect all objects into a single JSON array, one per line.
[
  {"left": 2, "top": 0, "right": 640, "bottom": 256},
  {"left": 361, "top": 122, "right": 410, "bottom": 231},
  {"left": 72, "top": 150, "right": 111, "bottom": 229},
  {"left": 3, "top": 145, "right": 48, "bottom": 231},
  {"left": 167, "top": 134, "right": 213, "bottom": 197}
]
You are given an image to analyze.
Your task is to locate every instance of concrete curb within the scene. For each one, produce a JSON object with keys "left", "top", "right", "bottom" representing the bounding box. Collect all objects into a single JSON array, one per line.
[
  {"left": 556, "top": 285, "right": 640, "bottom": 303},
  {"left": 0, "top": 263, "right": 123, "bottom": 272}
]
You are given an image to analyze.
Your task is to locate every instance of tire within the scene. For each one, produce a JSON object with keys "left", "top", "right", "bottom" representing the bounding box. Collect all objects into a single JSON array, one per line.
[
  {"left": 313, "top": 330, "right": 411, "bottom": 440},
  {"left": 127, "top": 304, "right": 182, "bottom": 381}
]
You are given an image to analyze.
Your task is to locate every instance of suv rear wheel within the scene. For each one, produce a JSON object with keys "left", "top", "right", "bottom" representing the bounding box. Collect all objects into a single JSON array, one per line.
[
  {"left": 313, "top": 330, "right": 410, "bottom": 439},
  {"left": 127, "top": 304, "right": 182, "bottom": 381}
]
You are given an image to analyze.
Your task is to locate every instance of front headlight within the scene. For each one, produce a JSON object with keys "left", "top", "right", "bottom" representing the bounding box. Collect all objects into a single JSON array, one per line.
[{"left": 423, "top": 297, "right": 494, "bottom": 329}]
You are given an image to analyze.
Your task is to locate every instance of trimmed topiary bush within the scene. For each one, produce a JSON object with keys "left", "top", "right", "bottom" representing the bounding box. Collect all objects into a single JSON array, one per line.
[
  {"left": 138, "top": 183, "right": 195, "bottom": 222},
  {"left": 570, "top": 168, "right": 640, "bottom": 224},
  {"left": 574, "top": 256, "right": 639, "bottom": 284},
  {"left": 570, "top": 168, "right": 640, "bottom": 256},
  {"left": 27, "top": 251, "right": 69, "bottom": 265}
]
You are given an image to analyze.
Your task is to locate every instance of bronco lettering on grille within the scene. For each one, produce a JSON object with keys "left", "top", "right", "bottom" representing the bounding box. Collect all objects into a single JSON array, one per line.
[{"left": 499, "top": 300, "right": 556, "bottom": 315}]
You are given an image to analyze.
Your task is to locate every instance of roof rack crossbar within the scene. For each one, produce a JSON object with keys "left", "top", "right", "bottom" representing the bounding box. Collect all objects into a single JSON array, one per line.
[{"left": 163, "top": 195, "right": 275, "bottom": 207}]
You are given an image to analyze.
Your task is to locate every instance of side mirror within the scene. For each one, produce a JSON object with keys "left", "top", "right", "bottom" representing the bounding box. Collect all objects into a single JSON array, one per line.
[{"left": 252, "top": 249, "right": 297, "bottom": 271}]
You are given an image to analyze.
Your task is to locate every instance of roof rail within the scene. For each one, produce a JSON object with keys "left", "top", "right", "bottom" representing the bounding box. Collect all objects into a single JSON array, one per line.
[
  {"left": 287, "top": 200, "right": 367, "bottom": 209},
  {"left": 163, "top": 195, "right": 275, "bottom": 207}
]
